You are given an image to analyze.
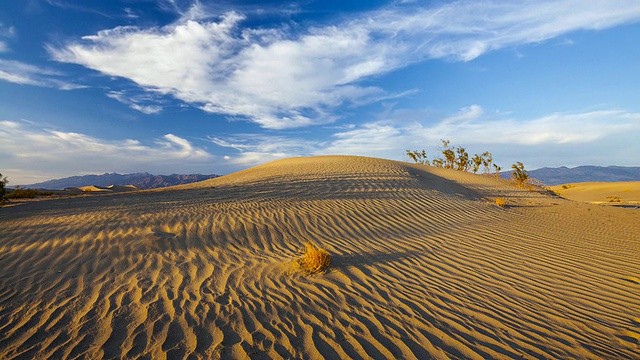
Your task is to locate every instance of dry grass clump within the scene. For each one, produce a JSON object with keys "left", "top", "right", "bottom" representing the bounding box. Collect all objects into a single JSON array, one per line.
[
  {"left": 495, "top": 197, "right": 506, "bottom": 208},
  {"left": 292, "top": 242, "right": 331, "bottom": 274}
]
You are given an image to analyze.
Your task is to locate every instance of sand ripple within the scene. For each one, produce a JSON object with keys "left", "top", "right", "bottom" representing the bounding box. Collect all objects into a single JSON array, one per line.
[{"left": 1, "top": 156, "right": 639, "bottom": 359}]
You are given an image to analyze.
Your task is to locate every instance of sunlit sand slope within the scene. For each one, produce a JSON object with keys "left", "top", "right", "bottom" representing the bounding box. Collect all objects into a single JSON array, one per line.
[
  {"left": 1, "top": 156, "right": 639, "bottom": 359},
  {"left": 549, "top": 181, "right": 640, "bottom": 205}
]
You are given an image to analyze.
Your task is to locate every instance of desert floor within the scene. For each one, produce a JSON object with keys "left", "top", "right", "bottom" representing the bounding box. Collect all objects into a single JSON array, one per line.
[
  {"left": 1, "top": 156, "right": 639, "bottom": 359},
  {"left": 548, "top": 181, "right": 640, "bottom": 207}
]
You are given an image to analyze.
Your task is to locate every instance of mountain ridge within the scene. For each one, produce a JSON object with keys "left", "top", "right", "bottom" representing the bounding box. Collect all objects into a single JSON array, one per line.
[
  {"left": 25, "top": 172, "right": 220, "bottom": 190},
  {"left": 525, "top": 165, "right": 640, "bottom": 185}
]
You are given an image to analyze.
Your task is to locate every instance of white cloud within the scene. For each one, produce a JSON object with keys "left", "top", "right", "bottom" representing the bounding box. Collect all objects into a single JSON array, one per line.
[
  {"left": 211, "top": 106, "right": 640, "bottom": 171},
  {"left": 48, "top": 1, "right": 640, "bottom": 129},
  {"left": 319, "top": 122, "right": 405, "bottom": 157},
  {"left": 210, "top": 134, "right": 316, "bottom": 166},
  {"left": 0, "top": 22, "right": 15, "bottom": 52},
  {"left": 413, "top": 108, "right": 639, "bottom": 146},
  {"left": 0, "top": 120, "right": 215, "bottom": 184},
  {"left": 441, "top": 105, "right": 484, "bottom": 125},
  {"left": 0, "top": 59, "right": 86, "bottom": 90},
  {"left": 369, "top": 0, "right": 640, "bottom": 61},
  {"left": 123, "top": 8, "right": 139, "bottom": 19},
  {"left": 327, "top": 105, "right": 638, "bottom": 155},
  {"left": 106, "top": 90, "right": 164, "bottom": 114}
]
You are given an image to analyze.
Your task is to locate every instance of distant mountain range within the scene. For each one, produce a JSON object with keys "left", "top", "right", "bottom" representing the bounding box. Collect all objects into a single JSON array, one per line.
[
  {"left": 523, "top": 166, "right": 640, "bottom": 185},
  {"left": 22, "top": 166, "right": 640, "bottom": 190},
  {"left": 25, "top": 172, "right": 220, "bottom": 190}
]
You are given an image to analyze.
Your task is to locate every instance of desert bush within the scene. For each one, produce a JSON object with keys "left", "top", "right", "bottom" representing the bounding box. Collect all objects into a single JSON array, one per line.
[
  {"left": 471, "top": 154, "right": 482, "bottom": 173},
  {"left": 5, "top": 187, "right": 52, "bottom": 199},
  {"left": 5, "top": 187, "right": 40, "bottom": 199},
  {"left": 405, "top": 141, "right": 534, "bottom": 183},
  {"left": 0, "top": 173, "right": 7, "bottom": 204},
  {"left": 0, "top": 173, "right": 7, "bottom": 197},
  {"left": 405, "top": 149, "right": 429, "bottom": 165},
  {"left": 511, "top": 162, "right": 529, "bottom": 185},
  {"left": 492, "top": 164, "right": 502, "bottom": 178},
  {"left": 495, "top": 197, "right": 506, "bottom": 208},
  {"left": 441, "top": 140, "right": 455, "bottom": 169},
  {"left": 407, "top": 140, "right": 494, "bottom": 173},
  {"left": 292, "top": 242, "right": 331, "bottom": 274},
  {"left": 431, "top": 158, "right": 444, "bottom": 167},
  {"left": 607, "top": 196, "right": 621, "bottom": 203},
  {"left": 481, "top": 151, "right": 494, "bottom": 175},
  {"left": 455, "top": 146, "right": 470, "bottom": 171}
]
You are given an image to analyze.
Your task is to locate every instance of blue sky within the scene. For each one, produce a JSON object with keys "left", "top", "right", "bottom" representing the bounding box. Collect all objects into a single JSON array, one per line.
[{"left": 2, "top": 0, "right": 640, "bottom": 185}]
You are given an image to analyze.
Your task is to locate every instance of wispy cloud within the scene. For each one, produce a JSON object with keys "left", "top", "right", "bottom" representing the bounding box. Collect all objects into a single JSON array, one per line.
[
  {"left": 210, "top": 134, "right": 317, "bottom": 166},
  {"left": 48, "top": 1, "right": 640, "bottom": 129},
  {"left": 4, "top": 106, "right": 638, "bottom": 184},
  {"left": 0, "top": 120, "right": 214, "bottom": 184},
  {"left": 0, "top": 59, "right": 86, "bottom": 90},
  {"left": 123, "top": 8, "right": 139, "bottom": 20},
  {"left": 212, "top": 106, "right": 640, "bottom": 169},
  {"left": 408, "top": 108, "right": 639, "bottom": 146},
  {"left": 369, "top": 1, "right": 640, "bottom": 61},
  {"left": 0, "top": 22, "right": 16, "bottom": 52},
  {"left": 106, "top": 90, "right": 164, "bottom": 114}
]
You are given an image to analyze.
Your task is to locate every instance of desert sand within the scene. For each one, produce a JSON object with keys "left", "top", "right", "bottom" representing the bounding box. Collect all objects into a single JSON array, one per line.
[
  {"left": 0, "top": 155, "right": 639, "bottom": 359},
  {"left": 549, "top": 181, "right": 640, "bottom": 206}
]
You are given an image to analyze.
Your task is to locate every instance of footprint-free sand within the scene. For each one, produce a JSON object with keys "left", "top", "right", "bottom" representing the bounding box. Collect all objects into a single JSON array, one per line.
[
  {"left": 1, "top": 156, "right": 639, "bottom": 359},
  {"left": 548, "top": 181, "right": 640, "bottom": 206}
]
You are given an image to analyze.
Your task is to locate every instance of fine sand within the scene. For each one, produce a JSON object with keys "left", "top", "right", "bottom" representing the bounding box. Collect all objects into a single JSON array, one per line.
[
  {"left": 0, "top": 155, "right": 639, "bottom": 359},
  {"left": 548, "top": 181, "right": 640, "bottom": 206}
]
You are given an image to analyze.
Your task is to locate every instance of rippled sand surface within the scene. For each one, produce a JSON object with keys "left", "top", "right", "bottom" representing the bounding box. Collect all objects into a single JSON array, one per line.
[{"left": 1, "top": 156, "right": 639, "bottom": 359}]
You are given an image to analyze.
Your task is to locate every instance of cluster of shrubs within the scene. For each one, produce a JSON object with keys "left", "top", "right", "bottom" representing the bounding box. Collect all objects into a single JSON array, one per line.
[
  {"left": 0, "top": 174, "right": 52, "bottom": 204},
  {"left": 406, "top": 140, "right": 531, "bottom": 185},
  {"left": 5, "top": 187, "right": 52, "bottom": 199}
]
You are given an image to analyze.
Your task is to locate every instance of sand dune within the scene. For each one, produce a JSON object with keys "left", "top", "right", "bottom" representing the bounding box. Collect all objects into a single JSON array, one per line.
[
  {"left": 75, "top": 185, "right": 138, "bottom": 193},
  {"left": 549, "top": 181, "right": 640, "bottom": 206},
  {"left": 0, "top": 155, "right": 639, "bottom": 359}
]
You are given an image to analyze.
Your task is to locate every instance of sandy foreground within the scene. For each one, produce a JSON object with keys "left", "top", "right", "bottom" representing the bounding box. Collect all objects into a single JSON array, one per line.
[{"left": 1, "top": 155, "right": 639, "bottom": 359}]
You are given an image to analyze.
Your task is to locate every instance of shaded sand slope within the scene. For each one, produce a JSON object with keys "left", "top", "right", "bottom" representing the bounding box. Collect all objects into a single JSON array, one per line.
[
  {"left": 549, "top": 181, "right": 640, "bottom": 205},
  {"left": 1, "top": 156, "right": 639, "bottom": 359}
]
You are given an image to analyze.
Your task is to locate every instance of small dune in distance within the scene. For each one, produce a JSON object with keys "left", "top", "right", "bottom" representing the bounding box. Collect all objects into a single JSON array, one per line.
[
  {"left": 549, "top": 181, "right": 640, "bottom": 207},
  {"left": 0, "top": 155, "right": 639, "bottom": 359}
]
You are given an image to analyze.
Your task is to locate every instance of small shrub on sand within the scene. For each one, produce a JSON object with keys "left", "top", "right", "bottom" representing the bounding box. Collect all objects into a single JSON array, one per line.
[
  {"left": 292, "top": 242, "right": 331, "bottom": 274},
  {"left": 607, "top": 196, "right": 621, "bottom": 203},
  {"left": 495, "top": 197, "right": 506, "bottom": 208},
  {"left": 511, "top": 162, "right": 529, "bottom": 187}
]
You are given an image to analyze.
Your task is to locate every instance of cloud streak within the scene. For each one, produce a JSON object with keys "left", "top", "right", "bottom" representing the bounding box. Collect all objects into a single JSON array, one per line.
[
  {"left": 0, "top": 120, "right": 214, "bottom": 184},
  {"left": 48, "top": 1, "right": 640, "bottom": 128},
  {"left": 3, "top": 106, "right": 638, "bottom": 184},
  {"left": 0, "top": 59, "right": 86, "bottom": 90},
  {"left": 212, "top": 107, "right": 640, "bottom": 169},
  {"left": 106, "top": 90, "right": 164, "bottom": 114}
]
